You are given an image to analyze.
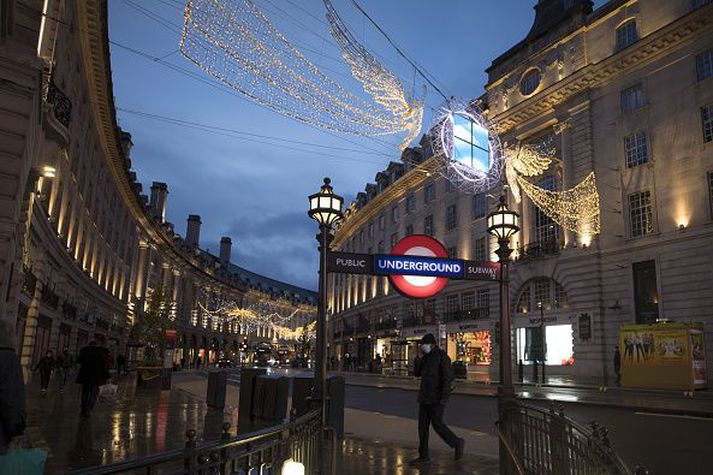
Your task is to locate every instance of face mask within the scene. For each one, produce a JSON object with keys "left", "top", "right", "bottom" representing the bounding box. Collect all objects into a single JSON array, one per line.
[{"left": 421, "top": 344, "right": 433, "bottom": 354}]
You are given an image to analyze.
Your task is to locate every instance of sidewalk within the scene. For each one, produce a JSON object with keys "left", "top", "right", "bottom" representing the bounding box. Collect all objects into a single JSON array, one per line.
[
  {"left": 339, "top": 371, "right": 713, "bottom": 416},
  {"left": 24, "top": 372, "right": 499, "bottom": 473}
]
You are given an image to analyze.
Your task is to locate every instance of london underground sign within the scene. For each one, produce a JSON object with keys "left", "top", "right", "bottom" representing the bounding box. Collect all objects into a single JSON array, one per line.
[
  {"left": 326, "top": 235, "right": 500, "bottom": 299},
  {"left": 386, "top": 235, "right": 450, "bottom": 298}
]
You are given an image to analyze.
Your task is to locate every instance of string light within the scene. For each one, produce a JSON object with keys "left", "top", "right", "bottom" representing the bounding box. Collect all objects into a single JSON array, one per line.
[
  {"left": 322, "top": 0, "right": 423, "bottom": 151},
  {"left": 506, "top": 142, "right": 554, "bottom": 202},
  {"left": 516, "top": 171, "right": 601, "bottom": 235},
  {"left": 180, "top": 0, "right": 418, "bottom": 144}
]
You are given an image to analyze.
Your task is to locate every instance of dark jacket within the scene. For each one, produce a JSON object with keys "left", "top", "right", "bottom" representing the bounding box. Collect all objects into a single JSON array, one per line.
[
  {"left": 0, "top": 348, "right": 26, "bottom": 454},
  {"left": 76, "top": 345, "right": 109, "bottom": 386},
  {"left": 414, "top": 347, "right": 453, "bottom": 405},
  {"left": 33, "top": 355, "right": 55, "bottom": 373}
]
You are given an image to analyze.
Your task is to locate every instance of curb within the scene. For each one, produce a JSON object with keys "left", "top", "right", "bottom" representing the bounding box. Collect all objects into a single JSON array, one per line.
[{"left": 344, "top": 381, "right": 713, "bottom": 418}]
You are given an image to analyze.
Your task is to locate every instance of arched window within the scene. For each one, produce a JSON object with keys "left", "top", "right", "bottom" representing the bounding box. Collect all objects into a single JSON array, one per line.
[
  {"left": 616, "top": 19, "right": 638, "bottom": 51},
  {"left": 520, "top": 69, "right": 541, "bottom": 96},
  {"left": 515, "top": 277, "right": 569, "bottom": 314}
]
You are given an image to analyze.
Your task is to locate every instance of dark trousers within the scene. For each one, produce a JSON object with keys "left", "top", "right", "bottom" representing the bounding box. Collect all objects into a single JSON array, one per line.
[
  {"left": 418, "top": 403, "right": 459, "bottom": 457},
  {"left": 81, "top": 384, "right": 100, "bottom": 413},
  {"left": 40, "top": 369, "right": 52, "bottom": 390}
]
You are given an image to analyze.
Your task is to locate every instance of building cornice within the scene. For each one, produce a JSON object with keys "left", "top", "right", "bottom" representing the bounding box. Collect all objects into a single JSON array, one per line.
[
  {"left": 490, "top": 3, "right": 713, "bottom": 134},
  {"left": 332, "top": 157, "right": 439, "bottom": 248}
]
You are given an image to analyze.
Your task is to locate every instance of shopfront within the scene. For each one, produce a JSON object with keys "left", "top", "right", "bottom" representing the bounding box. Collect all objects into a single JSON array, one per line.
[
  {"left": 446, "top": 322, "right": 492, "bottom": 366},
  {"left": 515, "top": 315, "right": 574, "bottom": 367}
]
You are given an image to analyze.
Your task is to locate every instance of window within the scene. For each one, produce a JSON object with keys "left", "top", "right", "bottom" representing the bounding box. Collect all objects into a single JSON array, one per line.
[
  {"left": 624, "top": 131, "right": 649, "bottom": 167},
  {"left": 446, "top": 204, "right": 457, "bottom": 231},
  {"left": 629, "top": 190, "right": 654, "bottom": 237},
  {"left": 391, "top": 206, "right": 399, "bottom": 224},
  {"left": 696, "top": 49, "right": 713, "bottom": 81},
  {"left": 534, "top": 176, "right": 559, "bottom": 243},
  {"left": 424, "top": 183, "right": 435, "bottom": 203},
  {"left": 445, "top": 294, "right": 459, "bottom": 316},
  {"left": 389, "top": 232, "right": 398, "bottom": 249},
  {"left": 461, "top": 292, "right": 475, "bottom": 311},
  {"left": 405, "top": 224, "right": 414, "bottom": 236},
  {"left": 377, "top": 240, "right": 384, "bottom": 253},
  {"left": 516, "top": 278, "right": 569, "bottom": 315},
  {"left": 533, "top": 278, "right": 552, "bottom": 310},
  {"left": 708, "top": 171, "right": 713, "bottom": 218},
  {"left": 378, "top": 214, "right": 385, "bottom": 230},
  {"left": 359, "top": 230, "right": 364, "bottom": 246},
  {"left": 476, "top": 289, "right": 490, "bottom": 317},
  {"left": 621, "top": 84, "right": 645, "bottom": 113},
  {"left": 473, "top": 236, "right": 487, "bottom": 261},
  {"left": 517, "top": 286, "right": 531, "bottom": 314},
  {"left": 633, "top": 260, "right": 659, "bottom": 324},
  {"left": 424, "top": 214, "right": 434, "bottom": 236},
  {"left": 405, "top": 194, "right": 416, "bottom": 213},
  {"left": 520, "top": 69, "right": 541, "bottom": 96},
  {"left": 615, "top": 19, "right": 638, "bottom": 50},
  {"left": 702, "top": 104, "right": 713, "bottom": 142},
  {"left": 517, "top": 324, "right": 574, "bottom": 366},
  {"left": 554, "top": 282, "right": 569, "bottom": 309},
  {"left": 453, "top": 113, "right": 490, "bottom": 172},
  {"left": 692, "top": 0, "right": 712, "bottom": 9},
  {"left": 368, "top": 223, "right": 374, "bottom": 238},
  {"left": 472, "top": 193, "right": 487, "bottom": 219},
  {"left": 447, "top": 246, "right": 457, "bottom": 258}
]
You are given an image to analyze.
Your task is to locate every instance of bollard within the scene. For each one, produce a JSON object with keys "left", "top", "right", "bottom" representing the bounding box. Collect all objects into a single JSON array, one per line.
[{"left": 518, "top": 359, "right": 524, "bottom": 383}]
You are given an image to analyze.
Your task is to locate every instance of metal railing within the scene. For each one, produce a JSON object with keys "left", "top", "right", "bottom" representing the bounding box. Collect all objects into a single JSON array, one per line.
[
  {"left": 497, "top": 401, "right": 631, "bottom": 475},
  {"left": 44, "top": 76, "right": 72, "bottom": 128},
  {"left": 518, "top": 238, "right": 561, "bottom": 259},
  {"left": 68, "top": 409, "right": 322, "bottom": 474}
]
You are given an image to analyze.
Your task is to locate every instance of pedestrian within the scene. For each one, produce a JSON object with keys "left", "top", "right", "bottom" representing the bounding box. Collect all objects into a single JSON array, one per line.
[
  {"left": 57, "top": 348, "right": 74, "bottom": 393},
  {"left": 117, "top": 353, "right": 127, "bottom": 375},
  {"left": 76, "top": 341, "right": 109, "bottom": 417},
  {"left": 410, "top": 333, "right": 464, "bottom": 466},
  {"left": 0, "top": 319, "right": 26, "bottom": 455},
  {"left": 613, "top": 346, "right": 621, "bottom": 385},
  {"left": 33, "top": 350, "right": 55, "bottom": 393}
]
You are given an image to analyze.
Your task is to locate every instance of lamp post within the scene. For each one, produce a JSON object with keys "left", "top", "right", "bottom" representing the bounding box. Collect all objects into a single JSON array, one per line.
[
  {"left": 307, "top": 178, "right": 343, "bottom": 433},
  {"left": 487, "top": 195, "right": 519, "bottom": 475}
]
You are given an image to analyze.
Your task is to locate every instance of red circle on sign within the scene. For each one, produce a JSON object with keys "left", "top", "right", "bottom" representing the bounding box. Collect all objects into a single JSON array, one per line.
[{"left": 389, "top": 235, "right": 450, "bottom": 299}]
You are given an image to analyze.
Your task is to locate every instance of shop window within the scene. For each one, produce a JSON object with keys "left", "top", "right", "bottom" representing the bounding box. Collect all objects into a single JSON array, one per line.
[
  {"left": 633, "top": 260, "right": 659, "bottom": 323},
  {"left": 517, "top": 324, "right": 574, "bottom": 366}
]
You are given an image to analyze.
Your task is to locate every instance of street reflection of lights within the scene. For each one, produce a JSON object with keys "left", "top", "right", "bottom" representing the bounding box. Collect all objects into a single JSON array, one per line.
[{"left": 545, "top": 393, "right": 578, "bottom": 402}]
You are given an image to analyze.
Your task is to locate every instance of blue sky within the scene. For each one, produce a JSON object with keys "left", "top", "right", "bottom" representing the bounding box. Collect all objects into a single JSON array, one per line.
[{"left": 108, "top": 0, "right": 605, "bottom": 291}]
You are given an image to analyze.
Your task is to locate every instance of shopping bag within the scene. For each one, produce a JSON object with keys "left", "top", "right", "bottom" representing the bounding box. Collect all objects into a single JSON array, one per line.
[
  {"left": 98, "top": 382, "right": 118, "bottom": 402},
  {"left": 0, "top": 448, "right": 48, "bottom": 475}
]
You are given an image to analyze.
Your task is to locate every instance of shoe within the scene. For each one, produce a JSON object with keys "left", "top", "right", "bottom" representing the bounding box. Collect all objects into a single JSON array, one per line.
[
  {"left": 408, "top": 457, "right": 431, "bottom": 466},
  {"left": 41, "top": 389, "right": 47, "bottom": 394},
  {"left": 455, "top": 438, "right": 465, "bottom": 461}
]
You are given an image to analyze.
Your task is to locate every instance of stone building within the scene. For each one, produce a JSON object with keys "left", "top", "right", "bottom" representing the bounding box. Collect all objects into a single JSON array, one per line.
[
  {"left": 329, "top": 0, "right": 713, "bottom": 384},
  {"left": 0, "top": 0, "right": 315, "bottom": 380}
]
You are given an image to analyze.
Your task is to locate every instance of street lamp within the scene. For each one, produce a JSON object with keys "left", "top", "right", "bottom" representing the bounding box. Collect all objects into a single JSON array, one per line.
[
  {"left": 308, "top": 178, "right": 343, "bottom": 433},
  {"left": 487, "top": 195, "right": 519, "bottom": 475}
]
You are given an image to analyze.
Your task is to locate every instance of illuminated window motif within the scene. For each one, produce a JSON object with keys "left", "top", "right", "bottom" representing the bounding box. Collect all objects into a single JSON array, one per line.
[
  {"left": 453, "top": 113, "right": 490, "bottom": 173},
  {"left": 628, "top": 190, "right": 654, "bottom": 237},
  {"left": 625, "top": 131, "right": 649, "bottom": 167}
]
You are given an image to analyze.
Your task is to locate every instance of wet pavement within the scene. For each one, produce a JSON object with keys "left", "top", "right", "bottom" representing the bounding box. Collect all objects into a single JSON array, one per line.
[{"left": 25, "top": 374, "right": 236, "bottom": 473}]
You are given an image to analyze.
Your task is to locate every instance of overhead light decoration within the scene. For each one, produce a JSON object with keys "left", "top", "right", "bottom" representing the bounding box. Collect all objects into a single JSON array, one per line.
[
  {"left": 431, "top": 99, "right": 504, "bottom": 194},
  {"left": 180, "top": 0, "right": 420, "bottom": 148},
  {"left": 322, "top": 0, "right": 423, "bottom": 151},
  {"left": 431, "top": 99, "right": 601, "bottom": 237}
]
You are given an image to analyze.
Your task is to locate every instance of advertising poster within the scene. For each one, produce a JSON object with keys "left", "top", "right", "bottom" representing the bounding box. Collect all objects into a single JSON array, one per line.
[{"left": 620, "top": 322, "right": 705, "bottom": 390}]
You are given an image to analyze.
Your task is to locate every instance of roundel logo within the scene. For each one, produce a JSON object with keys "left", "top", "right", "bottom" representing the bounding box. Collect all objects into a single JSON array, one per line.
[{"left": 389, "top": 235, "right": 450, "bottom": 299}]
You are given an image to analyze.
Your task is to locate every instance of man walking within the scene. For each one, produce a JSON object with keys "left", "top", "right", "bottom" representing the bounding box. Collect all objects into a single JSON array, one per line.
[
  {"left": 410, "top": 333, "right": 464, "bottom": 465},
  {"left": 57, "top": 348, "right": 74, "bottom": 393},
  {"left": 76, "top": 341, "right": 109, "bottom": 417}
]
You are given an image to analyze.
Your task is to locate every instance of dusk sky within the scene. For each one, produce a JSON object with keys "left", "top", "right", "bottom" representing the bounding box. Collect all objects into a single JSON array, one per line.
[{"left": 108, "top": 0, "right": 605, "bottom": 291}]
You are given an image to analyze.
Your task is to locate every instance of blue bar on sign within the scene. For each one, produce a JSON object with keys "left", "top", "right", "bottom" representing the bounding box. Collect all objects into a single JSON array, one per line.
[{"left": 373, "top": 254, "right": 463, "bottom": 278}]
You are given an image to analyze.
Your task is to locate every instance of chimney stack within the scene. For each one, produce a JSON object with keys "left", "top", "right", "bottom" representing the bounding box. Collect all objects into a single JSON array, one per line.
[
  {"left": 149, "top": 182, "right": 168, "bottom": 222},
  {"left": 186, "top": 215, "right": 201, "bottom": 247},
  {"left": 219, "top": 237, "right": 232, "bottom": 264}
]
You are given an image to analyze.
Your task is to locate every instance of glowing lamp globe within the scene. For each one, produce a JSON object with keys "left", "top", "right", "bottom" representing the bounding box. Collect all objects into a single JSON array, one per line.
[
  {"left": 308, "top": 177, "right": 344, "bottom": 227},
  {"left": 281, "top": 459, "right": 305, "bottom": 475},
  {"left": 487, "top": 196, "right": 520, "bottom": 241}
]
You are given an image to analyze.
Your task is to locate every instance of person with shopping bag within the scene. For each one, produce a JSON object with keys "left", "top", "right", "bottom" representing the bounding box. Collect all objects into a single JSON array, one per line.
[{"left": 76, "top": 341, "right": 109, "bottom": 417}]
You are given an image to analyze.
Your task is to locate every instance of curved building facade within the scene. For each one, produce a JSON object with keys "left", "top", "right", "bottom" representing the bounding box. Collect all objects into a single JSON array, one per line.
[
  {"left": 329, "top": 0, "right": 713, "bottom": 384},
  {"left": 0, "top": 0, "right": 315, "bottom": 379}
]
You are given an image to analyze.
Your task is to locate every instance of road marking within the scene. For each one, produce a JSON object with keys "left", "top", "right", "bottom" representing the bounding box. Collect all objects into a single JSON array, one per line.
[{"left": 634, "top": 412, "right": 713, "bottom": 421}]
